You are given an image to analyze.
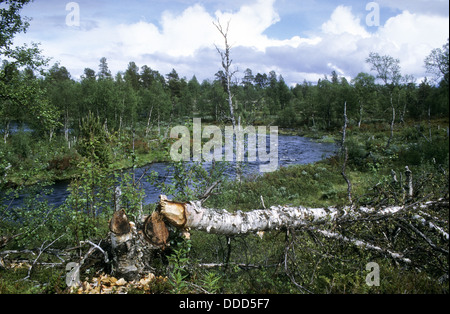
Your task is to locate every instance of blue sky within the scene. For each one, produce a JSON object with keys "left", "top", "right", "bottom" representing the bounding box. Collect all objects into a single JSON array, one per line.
[{"left": 12, "top": 0, "right": 450, "bottom": 85}]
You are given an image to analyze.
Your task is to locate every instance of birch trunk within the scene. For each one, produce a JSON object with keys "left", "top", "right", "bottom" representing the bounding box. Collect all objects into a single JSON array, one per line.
[
  {"left": 145, "top": 106, "right": 153, "bottom": 137},
  {"left": 213, "top": 20, "right": 236, "bottom": 129},
  {"left": 386, "top": 93, "right": 395, "bottom": 149},
  {"left": 341, "top": 101, "right": 352, "bottom": 204},
  {"left": 214, "top": 20, "right": 241, "bottom": 183},
  {"left": 3, "top": 120, "right": 10, "bottom": 144},
  {"left": 108, "top": 195, "right": 448, "bottom": 280},
  {"left": 159, "top": 195, "right": 446, "bottom": 236}
]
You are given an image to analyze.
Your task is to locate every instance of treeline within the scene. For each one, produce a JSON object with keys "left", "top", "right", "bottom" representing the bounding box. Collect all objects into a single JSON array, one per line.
[{"left": 1, "top": 40, "right": 449, "bottom": 144}]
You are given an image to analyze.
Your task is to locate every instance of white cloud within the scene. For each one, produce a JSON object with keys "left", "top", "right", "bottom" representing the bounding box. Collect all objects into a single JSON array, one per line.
[
  {"left": 321, "top": 5, "right": 370, "bottom": 38},
  {"left": 376, "top": 10, "right": 449, "bottom": 76},
  {"left": 214, "top": 0, "right": 280, "bottom": 51},
  {"left": 64, "top": 0, "right": 318, "bottom": 79},
  {"left": 109, "top": 2, "right": 449, "bottom": 84},
  {"left": 114, "top": 0, "right": 311, "bottom": 58},
  {"left": 296, "top": 5, "right": 449, "bottom": 83},
  {"left": 13, "top": 0, "right": 450, "bottom": 85}
]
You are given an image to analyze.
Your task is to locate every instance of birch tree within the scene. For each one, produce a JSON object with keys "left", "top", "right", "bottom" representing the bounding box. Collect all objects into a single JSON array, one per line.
[
  {"left": 366, "top": 53, "right": 401, "bottom": 148},
  {"left": 213, "top": 20, "right": 237, "bottom": 129},
  {"left": 109, "top": 193, "right": 448, "bottom": 281},
  {"left": 213, "top": 19, "right": 243, "bottom": 182},
  {"left": 425, "top": 38, "right": 449, "bottom": 86}
]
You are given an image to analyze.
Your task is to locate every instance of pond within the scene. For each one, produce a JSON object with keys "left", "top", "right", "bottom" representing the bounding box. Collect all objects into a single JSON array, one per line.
[{"left": 4, "top": 135, "right": 337, "bottom": 208}]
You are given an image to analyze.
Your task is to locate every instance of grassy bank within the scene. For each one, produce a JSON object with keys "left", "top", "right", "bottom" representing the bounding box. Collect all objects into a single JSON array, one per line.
[{"left": 1, "top": 128, "right": 173, "bottom": 186}]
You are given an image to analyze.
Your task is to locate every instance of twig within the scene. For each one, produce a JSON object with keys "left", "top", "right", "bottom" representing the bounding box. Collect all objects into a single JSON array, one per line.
[
  {"left": 23, "top": 234, "right": 64, "bottom": 281},
  {"left": 197, "top": 263, "right": 277, "bottom": 269},
  {"left": 199, "top": 180, "right": 221, "bottom": 204},
  {"left": 80, "top": 240, "right": 109, "bottom": 264},
  {"left": 398, "top": 218, "right": 449, "bottom": 255},
  {"left": 0, "top": 249, "right": 36, "bottom": 256},
  {"left": 283, "top": 232, "right": 313, "bottom": 294}
]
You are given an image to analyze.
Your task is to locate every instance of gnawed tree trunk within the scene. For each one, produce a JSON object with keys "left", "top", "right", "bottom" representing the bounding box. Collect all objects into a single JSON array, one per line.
[
  {"left": 109, "top": 209, "right": 169, "bottom": 281},
  {"left": 109, "top": 195, "right": 448, "bottom": 280}
]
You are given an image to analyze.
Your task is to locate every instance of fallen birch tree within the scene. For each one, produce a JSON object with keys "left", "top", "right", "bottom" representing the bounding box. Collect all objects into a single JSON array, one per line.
[{"left": 109, "top": 195, "right": 449, "bottom": 281}]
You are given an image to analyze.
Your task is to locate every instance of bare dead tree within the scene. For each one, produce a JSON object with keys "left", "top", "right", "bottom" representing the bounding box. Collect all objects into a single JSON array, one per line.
[
  {"left": 405, "top": 166, "right": 413, "bottom": 198},
  {"left": 213, "top": 19, "right": 237, "bottom": 129},
  {"left": 387, "top": 95, "right": 396, "bottom": 148},
  {"left": 341, "top": 101, "right": 352, "bottom": 205},
  {"left": 213, "top": 19, "right": 242, "bottom": 182}
]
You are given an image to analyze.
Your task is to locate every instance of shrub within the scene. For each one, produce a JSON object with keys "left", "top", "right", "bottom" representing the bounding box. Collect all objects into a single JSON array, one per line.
[
  {"left": 400, "top": 137, "right": 449, "bottom": 166},
  {"left": 76, "top": 112, "right": 112, "bottom": 166}
]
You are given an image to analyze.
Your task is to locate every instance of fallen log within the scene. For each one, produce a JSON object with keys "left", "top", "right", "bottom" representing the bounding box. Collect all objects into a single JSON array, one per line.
[
  {"left": 159, "top": 195, "right": 447, "bottom": 236},
  {"left": 108, "top": 195, "right": 448, "bottom": 280}
]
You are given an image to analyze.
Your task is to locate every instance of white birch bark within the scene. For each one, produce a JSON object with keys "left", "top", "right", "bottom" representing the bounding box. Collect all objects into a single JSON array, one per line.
[
  {"left": 107, "top": 196, "right": 447, "bottom": 279},
  {"left": 160, "top": 195, "right": 446, "bottom": 236}
]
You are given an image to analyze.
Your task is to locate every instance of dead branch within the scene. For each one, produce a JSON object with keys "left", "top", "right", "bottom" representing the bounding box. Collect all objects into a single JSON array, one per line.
[
  {"left": 199, "top": 180, "right": 222, "bottom": 204},
  {"left": 397, "top": 218, "right": 449, "bottom": 255},
  {"left": 23, "top": 234, "right": 64, "bottom": 280},
  {"left": 414, "top": 212, "right": 449, "bottom": 241},
  {"left": 309, "top": 227, "right": 412, "bottom": 263},
  {"left": 80, "top": 240, "right": 110, "bottom": 264}
]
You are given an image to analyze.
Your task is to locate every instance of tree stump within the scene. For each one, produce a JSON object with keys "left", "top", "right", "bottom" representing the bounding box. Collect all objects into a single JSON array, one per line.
[{"left": 109, "top": 207, "right": 169, "bottom": 281}]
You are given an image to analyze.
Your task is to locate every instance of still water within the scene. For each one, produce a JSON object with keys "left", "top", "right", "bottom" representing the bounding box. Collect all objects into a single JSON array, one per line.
[{"left": 3, "top": 135, "right": 336, "bottom": 208}]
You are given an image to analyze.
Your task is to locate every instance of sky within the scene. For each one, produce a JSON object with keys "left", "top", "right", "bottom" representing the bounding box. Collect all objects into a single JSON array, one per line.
[{"left": 11, "top": 0, "right": 450, "bottom": 85}]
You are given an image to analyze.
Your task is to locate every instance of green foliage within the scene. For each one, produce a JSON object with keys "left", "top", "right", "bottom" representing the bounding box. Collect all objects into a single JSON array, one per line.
[
  {"left": 400, "top": 136, "right": 449, "bottom": 166},
  {"left": 77, "top": 112, "right": 112, "bottom": 166},
  {"left": 149, "top": 160, "right": 229, "bottom": 203},
  {"left": 115, "top": 171, "right": 145, "bottom": 221},
  {"left": 200, "top": 271, "right": 222, "bottom": 294},
  {"left": 0, "top": 262, "right": 68, "bottom": 294},
  {"left": 1, "top": 118, "right": 448, "bottom": 294},
  {"left": 276, "top": 105, "right": 300, "bottom": 128},
  {"left": 167, "top": 240, "right": 192, "bottom": 293},
  {"left": 205, "top": 162, "right": 346, "bottom": 210},
  {"left": 62, "top": 160, "right": 116, "bottom": 244}
]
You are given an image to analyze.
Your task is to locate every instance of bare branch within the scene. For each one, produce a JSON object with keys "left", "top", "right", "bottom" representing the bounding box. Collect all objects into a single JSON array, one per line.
[
  {"left": 80, "top": 240, "right": 109, "bottom": 264},
  {"left": 414, "top": 212, "right": 449, "bottom": 241},
  {"left": 23, "top": 234, "right": 64, "bottom": 280},
  {"left": 309, "top": 227, "right": 411, "bottom": 263},
  {"left": 397, "top": 218, "right": 449, "bottom": 255}
]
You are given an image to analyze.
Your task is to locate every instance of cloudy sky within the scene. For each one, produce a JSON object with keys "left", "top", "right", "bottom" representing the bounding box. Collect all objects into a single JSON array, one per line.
[{"left": 12, "top": 0, "right": 450, "bottom": 85}]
